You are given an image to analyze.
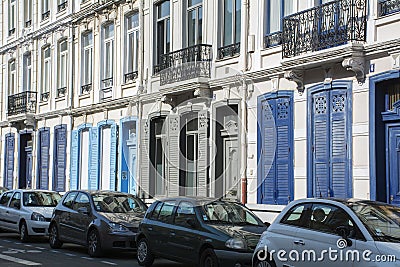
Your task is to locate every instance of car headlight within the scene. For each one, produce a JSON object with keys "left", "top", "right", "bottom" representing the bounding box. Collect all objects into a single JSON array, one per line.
[
  {"left": 225, "top": 237, "right": 247, "bottom": 250},
  {"left": 31, "top": 212, "right": 46, "bottom": 222},
  {"left": 108, "top": 222, "right": 129, "bottom": 233}
]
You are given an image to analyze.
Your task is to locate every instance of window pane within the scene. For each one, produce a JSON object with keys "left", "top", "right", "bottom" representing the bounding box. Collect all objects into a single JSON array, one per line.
[
  {"left": 269, "top": 0, "right": 281, "bottom": 33},
  {"left": 198, "top": 7, "right": 203, "bottom": 44},
  {"left": 60, "top": 40, "right": 67, "bottom": 52},
  {"left": 158, "top": 0, "right": 170, "bottom": 19},
  {"left": 283, "top": 0, "right": 294, "bottom": 16},
  {"left": 235, "top": 0, "right": 241, "bottom": 43},
  {"left": 224, "top": 0, "right": 233, "bottom": 46},
  {"left": 105, "top": 24, "right": 114, "bottom": 39},
  {"left": 188, "top": 0, "right": 202, "bottom": 7},
  {"left": 166, "top": 19, "right": 170, "bottom": 53},
  {"left": 188, "top": 10, "right": 196, "bottom": 47},
  {"left": 127, "top": 13, "right": 139, "bottom": 30},
  {"left": 127, "top": 33, "right": 134, "bottom": 72}
]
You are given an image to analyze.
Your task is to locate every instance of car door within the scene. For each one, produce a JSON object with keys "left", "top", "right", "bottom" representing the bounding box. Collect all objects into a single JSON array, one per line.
[
  {"left": 293, "top": 203, "right": 356, "bottom": 267},
  {"left": 70, "top": 192, "right": 93, "bottom": 244},
  {"left": 0, "top": 192, "right": 14, "bottom": 230},
  {"left": 7, "top": 192, "right": 22, "bottom": 232},
  {"left": 144, "top": 201, "right": 163, "bottom": 250},
  {"left": 58, "top": 191, "right": 78, "bottom": 241},
  {"left": 169, "top": 201, "right": 200, "bottom": 263}
]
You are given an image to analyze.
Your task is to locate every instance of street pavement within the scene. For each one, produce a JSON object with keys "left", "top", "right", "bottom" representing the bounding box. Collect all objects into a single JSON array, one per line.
[{"left": 0, "top": 232, "right": 188, "bottom": 267}]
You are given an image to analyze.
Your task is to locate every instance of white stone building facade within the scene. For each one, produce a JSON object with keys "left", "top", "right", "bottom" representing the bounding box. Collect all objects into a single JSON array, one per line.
[{"left": 1, "top": 0, "right": 400, "bottom": 207}]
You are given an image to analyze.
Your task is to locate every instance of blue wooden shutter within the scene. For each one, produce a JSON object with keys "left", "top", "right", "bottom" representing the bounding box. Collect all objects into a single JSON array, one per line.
[
  {"left": 38, "top": 128, "right": 50, "bottom": 190},
  {"left": 4, "top": 133, "right": 15, "bottom": 189},
  {"left": 330, "top": 90, "right": 348, "bottom": 198},
  {"left": 110, "top": 124, "right": 118, "bottom": 191},
  {"left": 70, "top": 130, "right": 79, "bottom": 190},
  {"left": 53, "top": 125, "right": 67, "bottom": 192},
  {"left": 89, "top": 127, "right": 99, "bottom": 190},
  {"left": 312, "top": 90, "right": 330, "bottom": 197},
  {"left": 261, "top": 99, "right": 276, "bottom": 204},
  {"left": 275, "top": 97, "right": 292, "bottom": 204}
]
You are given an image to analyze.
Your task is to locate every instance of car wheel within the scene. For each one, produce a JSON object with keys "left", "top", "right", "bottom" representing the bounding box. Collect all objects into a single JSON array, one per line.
[
  {"left": 199, "top": 248, "right": 219, "bottom": 267},
  {"left": 20, "top": 222, "right": 29, "bottom": 243},
  {"left": 254, "top": 259, "right": 276, "bottom": 267},
  {"left": 49, "top": 224, "right": 63, "bottom": 249},
  {"left": 88, "top": 229, "right": 102, "bottom": 257},
  {"left": 137, "top": 238, "right": 154, "bottom": 267}
]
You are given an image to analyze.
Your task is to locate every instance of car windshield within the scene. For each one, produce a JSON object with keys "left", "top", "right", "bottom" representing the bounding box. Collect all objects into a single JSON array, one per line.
[
  {"left": 92, "top": 194, "right": 147, "bottom": 213},
  {"left": 23, "top": 192, "right": 61, "bottom": 207},
  {"left": 202, "top": 201, "right": 262, "bottom": 226},
  {"left": 350, "top": 202, "right": 400, "bottom": 243}
]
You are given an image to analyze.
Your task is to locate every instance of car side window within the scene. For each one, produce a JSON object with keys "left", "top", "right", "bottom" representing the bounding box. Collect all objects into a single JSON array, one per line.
[
  {"left": 0, "top": 192, "right": 13, "bottom": 206},
  {"left": 9, "top": 192, "right": 21, "bottom": 209},
  {"left": 62, "top": 192, "right": 78, "bottom": 209},
  {"left": 281, "top": 203, "right": 311, "bottom": 228},
  {"left": 174, "top": 202, "right": 196, "bottom": 227},
  {"left": 158, "top": 201, "right": 176, "bottom": 224},
  {"left": 310, "top": 204, "right": 355, "bottom": 236},
  {"left": 73, "top": 193, "right": 91, "bottom": 211},
  {"left": 149, "top": 202, "right": 163, "bottom": 220}
]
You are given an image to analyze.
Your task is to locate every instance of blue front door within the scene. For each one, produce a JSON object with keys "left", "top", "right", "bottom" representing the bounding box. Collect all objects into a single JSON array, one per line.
[{"left": 387, "top": 125, "right": 400, "bottom": 205}]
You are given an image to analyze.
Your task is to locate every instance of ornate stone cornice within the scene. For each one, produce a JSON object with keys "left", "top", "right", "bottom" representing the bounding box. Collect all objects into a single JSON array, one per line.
[
  {"left": 284, "top": 70, "right": 304, "bottom": 95},
  {"left": 342, "top": 56, "right": 365, "bottom": 83}
]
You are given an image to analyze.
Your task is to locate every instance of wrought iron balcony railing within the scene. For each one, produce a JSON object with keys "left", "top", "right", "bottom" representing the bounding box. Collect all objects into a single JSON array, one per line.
[
  {"left": 155, "top": 44, "right": 212, "bottom": 86},
  {"left": 102, "top": 77, "right": 113, "bottom": 89},
  {"left": 58, "top": 1, "right": 68, "bottom": 12},
  {"left": 42, "top": 10, "right": 50, "bottom": 20},
  {"left": 57, "top": 87, "right": 67, "bottom": 98},
  {"left": 282, "top": 0, "right": 367, "bottom": 58},
  {"left": 81, "top": 83, "right": 92, "bottom": 94},
  {"left": 379, "top": 0, "right": 400, "bottom": 16},
  {"left": 25, "top": 20, "right": 32, "bottom": 27},
  {"left": 41, "top": 92, "right": 50, "bottom": 102},
  {"left": 9, "top": 28, "right": 15, "bottom": 36},
  {"left": 124, "top": 71, "right": 138, "bottom": 83},
  {"left": 8, "top": 91, "right": 37, "bottom": 116},
  {"left": 264, "top": 31, "right": 283, "bottom": 48},
  {"left": 217, "top": 43, "right": 240, "bottom": 59}
]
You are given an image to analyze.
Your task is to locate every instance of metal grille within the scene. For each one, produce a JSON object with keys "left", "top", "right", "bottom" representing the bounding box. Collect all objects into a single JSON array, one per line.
[
  {"left": 7, "top": 91, "right": 37, "bottom": 116},
  {"left": 379, "top": 0, "right": 400, "bottom": 16},
  {"left": 282, "top": 0, "right": 367, "bottom": 58}
]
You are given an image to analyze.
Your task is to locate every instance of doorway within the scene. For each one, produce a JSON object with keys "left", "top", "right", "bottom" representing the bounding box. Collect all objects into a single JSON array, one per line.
[{"left": 19, "top": 133, "right": 33, "bottom": 189}]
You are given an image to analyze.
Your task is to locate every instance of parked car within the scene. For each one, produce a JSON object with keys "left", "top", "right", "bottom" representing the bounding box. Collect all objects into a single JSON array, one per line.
[
  {"left": 49, "top": 190, "right": 148, "bottom": 257},
  {"left": 0, "top": 187, "right": 9, "bottom": 194},
  {"left": 0, "top": 189, "right": 61, "bottom": 241},
  {"left": 253, "top": 198, "right": 400, "bottom": 267},
  {"left": 136, "top": 197, "right": 268, "bottom": 267}
]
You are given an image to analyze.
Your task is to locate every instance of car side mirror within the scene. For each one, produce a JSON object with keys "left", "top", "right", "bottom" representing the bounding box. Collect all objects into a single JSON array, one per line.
[
  {"left": 77, "top": 207, "right": 90, "bottom": 215},
  {"left": 186, "top": 218, "right": 198, "bottom": 228},
  {"left": 336, "top": 226, "right": 353, "bottom": 247}
]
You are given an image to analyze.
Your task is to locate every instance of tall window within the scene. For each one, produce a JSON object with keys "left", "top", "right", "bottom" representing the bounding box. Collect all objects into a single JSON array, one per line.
[
  {"left": 187, "top": 0, "right": 203, "bottom": 46},
  {"left": 23, "top": 54, "right": 32, "bottom": 92},
  {"left": 222, "top": 0, "right": 241, "bottom": 46},
  {"left": 156, "top": 0, "right": 171, "bottom": 64},
  {"left": 24, "top": 0, "right": 32, "bottom": 27},
  {"left": 102, "top": 24, "right": 114, "bottom": 89},
  {"left": 150, "top": 118, "right": 166, "bottom": 196},
  {"left": 82, "top": 32, "right": 93, "bottom": 92},
  {"left": 266, "top": 0, "right": 294, "bottom": 35},
  {"left": 9, "top": 0, "right": 16, "bottom": 35},
  {"left": 125, "top": 13, "right": 139, "bottom": 82},
  {"left": 58, "top": 39, "right": 68, "bottom": 96},
  {"left": 41, "top": 46, "right": 51, "bottom": 101},
  {"left": 42, "top": 0, "right": 50, "bottom": 20},
  {"left": 9, "top": 60, "right": 16, "bottom": 95}
]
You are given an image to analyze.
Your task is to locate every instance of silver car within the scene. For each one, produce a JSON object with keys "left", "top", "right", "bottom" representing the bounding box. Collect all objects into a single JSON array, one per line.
[{"left": 0, "top": 189, "right": 61, "bottom": 242}]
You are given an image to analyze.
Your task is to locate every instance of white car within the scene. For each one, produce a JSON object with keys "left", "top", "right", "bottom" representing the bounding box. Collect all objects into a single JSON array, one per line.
[
  {"left": 253, "top": 198, "right": 400, "bottom": 267},
  {"left": 0, "top": 189, "right": 61, "bottom": 242}
]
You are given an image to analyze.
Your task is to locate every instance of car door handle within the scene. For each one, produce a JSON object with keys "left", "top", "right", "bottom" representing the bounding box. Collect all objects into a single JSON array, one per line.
[
  {"left": 294, "top": 240, "right": 305, "bottom": 245},
  {"left": 170, "top": 232, "right": 176, "bottom": 237},
  {"left": 147, "top": 227, "right": 153, "bottom": 231}
]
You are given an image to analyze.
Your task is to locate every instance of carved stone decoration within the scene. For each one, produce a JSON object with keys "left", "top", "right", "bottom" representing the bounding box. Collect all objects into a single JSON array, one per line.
[
  {"left": 194, "top": 88, "right": 211, "bottom": 98},
  {"left": 342, "top": 57, "right": 365, "bottom": 83},
  {"left": 284, "top": 70, "right": 304, "bottom": 95},
  {"left": 391, "top": 53, "right": 400, "bottom": 69}
]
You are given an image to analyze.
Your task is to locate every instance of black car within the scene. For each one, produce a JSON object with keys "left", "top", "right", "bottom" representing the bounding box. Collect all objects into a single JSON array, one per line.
[
  {"left": 49, "top": 190, "right": 147, "bottom": 257},
  {"left": 136, "top": 197, "right": 268, "bottom": 267}
]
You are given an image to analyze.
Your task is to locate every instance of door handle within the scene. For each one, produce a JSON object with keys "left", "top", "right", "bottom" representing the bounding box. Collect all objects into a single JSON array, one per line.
[
  {"left": 147, "top": 227, "right": 153, "bottom": 231},
  {"left": 294, "top": 240, "right": 305, "bottom": 245},
  {"left": 170, "top": 232, "right": 176, "bottom": 237}
]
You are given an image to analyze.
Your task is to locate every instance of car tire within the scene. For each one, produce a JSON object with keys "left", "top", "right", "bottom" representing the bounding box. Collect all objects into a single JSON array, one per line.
[
  {"left": 88, "top": 229, "right": 103, "bottom": 257},
  {"left": 49, "top": 224, "right": 63, "bottom": 249},
  {"left": 199, "top": 248, "right": 219, "bottom": 267},
  {"left": 254, "top": 258, "right": 277, "bottom": 267},
  {"left": 19, "top": 221, "right": 29, "bottom": 243},
  {"left": 137, "top": 238, "right": 154, "bottom": 267}
]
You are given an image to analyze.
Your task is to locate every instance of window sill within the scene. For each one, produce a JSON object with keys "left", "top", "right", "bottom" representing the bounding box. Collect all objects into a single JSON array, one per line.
[
  {"left": 79, "top": 92, "right": 91, "bottom": 100},
  {"left": 215, "top": 54, "right": 240, "bottom": 62}
]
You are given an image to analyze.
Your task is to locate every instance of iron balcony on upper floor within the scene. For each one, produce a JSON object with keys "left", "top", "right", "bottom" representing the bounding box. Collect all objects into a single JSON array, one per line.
[
  {"left": 154, "top": 44, "right": 212, "bottom": 86},
  {"left": 7, "top": 91, "right": 37, "bottom": 117},
  {"left": 281, "top": 0, "right": 367, "bottom": 58},
  {"left": 378, "top": 0, "right": 400, "bottom": 17}
]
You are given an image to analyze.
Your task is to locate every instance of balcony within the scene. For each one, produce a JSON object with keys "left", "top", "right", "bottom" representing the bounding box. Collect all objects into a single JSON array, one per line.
[
  {"left": 42, "top": 10, "right": 50, "bottom": 21},
  {"left": 8, "top": 91, "right": 37, "bottom": 116},
  {"left": 155, "top": 44, "right": 212, "bottom": 86},
  {"left": 282, "top": 0, "right": 367, "bottom": 58},
  {"left": 217, "top": 43, "right": 240, "bottom": 59},
  {"left": 58, "top": 1, "right": 68, "bottom": 12},
  {"left": 264, "top": 31, "right": 282, "bottom": 49},
  {"left": 124, "top": 71, "right": 138, "bottom": 83},
  {"left": 57, "top": 87, "right": 67, "bottom": 98},
  {"left": 379, "top": 0, "right": 400, "bottom": 16},
  {"left": 81, "top": 84, "right": 92, "bottom": 94}
]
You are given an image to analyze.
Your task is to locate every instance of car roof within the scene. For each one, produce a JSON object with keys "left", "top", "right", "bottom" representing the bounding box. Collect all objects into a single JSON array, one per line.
[
  {"left": 155, "top": 196, "right": 242, "bottom": 205},
  {"left": 67, "top": 190, "right": 138, "bottom": 196},
  {"left": 293, "top": 197, "right": 393, "bottom": 207},
  {"left": 8, "top": 189, "right": 58, "bottom": 193}
]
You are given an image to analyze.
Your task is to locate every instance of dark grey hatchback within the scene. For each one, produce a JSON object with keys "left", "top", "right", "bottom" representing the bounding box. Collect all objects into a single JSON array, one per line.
[
  {"left": 136, "top": 197, "right": 268, "bottom": 267},
  {"left": 49, "top": 190, "right": 147, "bottom": 257}
]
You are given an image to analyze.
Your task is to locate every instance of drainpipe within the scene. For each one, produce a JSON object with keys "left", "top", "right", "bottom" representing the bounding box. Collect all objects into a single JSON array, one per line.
[
  {"left": 135, "top": 0, "right": 145, "bottom": 199},
  {"left": 240, "top": 0, "right": 250, "bottom": 204}
]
